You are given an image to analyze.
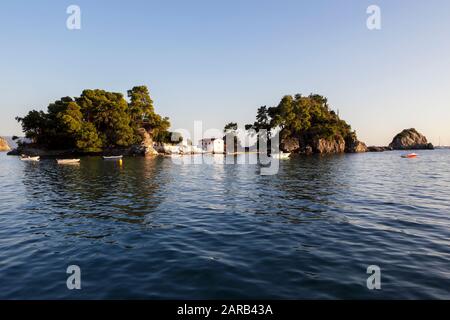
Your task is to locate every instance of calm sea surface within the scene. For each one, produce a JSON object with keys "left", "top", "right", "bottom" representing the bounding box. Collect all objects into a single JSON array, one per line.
[{"left": 0, "top": 150, "right": 449, "bottom": 299}]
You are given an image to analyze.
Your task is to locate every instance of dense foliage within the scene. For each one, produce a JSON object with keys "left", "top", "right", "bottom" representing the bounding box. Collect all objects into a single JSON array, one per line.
[
  {"left": 16, "top": 86, "right": 171, "bottom": 152},
  {"left": 246, "top": 94, "right": 354, "bottom": 143},
  {"left": 224, "top": 122, "right": 238, "bottom": 133}
]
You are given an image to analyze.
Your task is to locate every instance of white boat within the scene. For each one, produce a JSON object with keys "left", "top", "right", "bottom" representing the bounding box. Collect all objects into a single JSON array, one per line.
[
  {"left": 103, "top": 155, "right": 123, "bottom": 160},
  {"left": 57, "top": 159, "right": 80, "bottom": 165},
  {"left": 20, "top": 155, "right": 40, "bottom": 162},
  {"left": 271, "top": 152, "right": 291, "bottom": 160}
]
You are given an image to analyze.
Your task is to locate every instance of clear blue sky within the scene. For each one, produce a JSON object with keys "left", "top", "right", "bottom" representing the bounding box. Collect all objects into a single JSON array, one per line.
[{"left": 1, "top": 0, "right": 450, "bottom": 145}]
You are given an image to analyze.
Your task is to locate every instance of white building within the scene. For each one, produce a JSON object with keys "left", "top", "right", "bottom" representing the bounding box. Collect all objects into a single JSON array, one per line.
[{"left": 200, "top": 138, "right": 224, "bottom": 154}]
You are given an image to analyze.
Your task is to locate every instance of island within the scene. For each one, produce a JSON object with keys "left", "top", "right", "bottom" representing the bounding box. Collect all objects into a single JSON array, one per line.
[
  {"left": 10, "top": 86, "right": 174, "bottom": 157},
  {"left": 243, "top": 94, "right": 368, "bottom": 154},
  {"left": 389, "top": 128, "right": 434, "bottom": 150}
]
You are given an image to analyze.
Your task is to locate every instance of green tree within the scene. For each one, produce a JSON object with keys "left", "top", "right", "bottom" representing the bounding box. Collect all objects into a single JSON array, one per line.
[
  {"left": 150, "top": 115, "right": 171, "bottom": 142},
  {"left": 16, "top": 97, "right": 81, "bottom": 148},
  {"left": 45, "top": 97, "right": 79, "bottom": 148},
  {"left": 76, "top": 122, "right": 103, "bottom": 152},
  {"left": 127, "top": 85, "right": 172, "bottom": 142},
  {"left": 16, "top": 86, "right": 171, "bottom": 152},
  {"left": 255, "top": 106, "right": 271, "bottom": 131},
  {"left": 247, "top": 93, "right": 354, "bottom": 149},
  {"left": 127, "top": 86, "right": 155, "bottom": 125},
  {"left": 224, "top": 122, "right": 238, "bottom": 133},
  {"left": 16, "top": 110, "right": 48, "bottom": 144},
  {"left": 77, "top": 89, "right": 137, "bottom": 147},
  {"left": 58, "top": 101, "right": 103, "bottom": 152},
  {"left": 59, "top": 101, "right": 83, "bottom": 135}
]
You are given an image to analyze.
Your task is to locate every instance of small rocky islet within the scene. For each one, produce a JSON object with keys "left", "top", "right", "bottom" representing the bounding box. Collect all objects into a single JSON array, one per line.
[
  {"left": 366, "top": 128, "right": 434, "bottom": 152},
  {"left": 388, "top": 128, "right": 434, "bottom": 150}
]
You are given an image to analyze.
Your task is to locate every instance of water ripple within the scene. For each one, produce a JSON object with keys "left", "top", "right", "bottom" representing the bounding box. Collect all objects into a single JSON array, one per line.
[{"left": 0, "top": 151, "right": 449, "bottom": 299}]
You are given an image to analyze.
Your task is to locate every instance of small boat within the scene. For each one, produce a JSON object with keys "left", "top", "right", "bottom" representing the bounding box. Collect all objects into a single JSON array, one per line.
[
  {"left": 271, "top": 152, "right": 291, "bottom": 160},
  {"left": 57, "top": 159, "right": 80, "bottom": 164},
  {"left": 103, "top": 155, "right": 123, "bottom": 160},
  {"left": 401, "top": 153, "right": 418, "bottom": 159},
  {"left": 20, "top": 155, "right": 40, "bottom": 162}
]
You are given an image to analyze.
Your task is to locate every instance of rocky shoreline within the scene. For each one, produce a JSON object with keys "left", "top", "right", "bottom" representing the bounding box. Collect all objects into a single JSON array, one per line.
[
  {"left": 367, "top": 146, "right": 393, "bottom": 152},
  {"left": 6, "top": 128, "right": 435, "bottom": 157},
  {"left": 280, "top": 128, "right": 434, "bottom": 155},
  {"left": 7, "top": 140, "right": 158, "bottom": 159}
]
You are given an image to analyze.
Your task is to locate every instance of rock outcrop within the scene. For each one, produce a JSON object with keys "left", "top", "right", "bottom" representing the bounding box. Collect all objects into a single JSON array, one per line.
[
  {"left": 0, "top": 137, "right": 11, "bottom": 152},
  {"left": 8, "top": 146, "right": 78, "bottom": 157},
  {"left": 368, "top": 146, "right": 392, "bottom": 152},
  {"left": 153, "top": 142, "right": 179, "bottom": 155},
  {"left": 389, "top": 128, "right": 434, "bottom": 150},
  {"left": 280, "top": 137, "right": 300, "bottom": 153},
  {"left": 280, "top": 134, "right": 368, "bottom": 154},
  {"left": 137, "top": 128, "right": 159, "bottom": 156},
  {"left": 345, "top": 135, "right": 368, "bottom": 153},
  {"left": 312, "top": 136, "right": 346, "bottom": 154}
]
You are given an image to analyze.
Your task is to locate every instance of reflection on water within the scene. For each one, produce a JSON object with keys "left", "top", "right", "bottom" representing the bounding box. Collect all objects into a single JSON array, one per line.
[
  {"left": 22, "top": 157, "right": 167, "bottom": 226},
  {"left": 0, "top": 151, "right": 449, "bottom": 299}
]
